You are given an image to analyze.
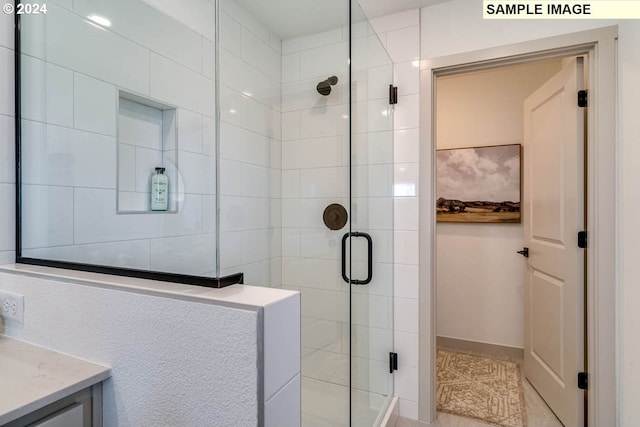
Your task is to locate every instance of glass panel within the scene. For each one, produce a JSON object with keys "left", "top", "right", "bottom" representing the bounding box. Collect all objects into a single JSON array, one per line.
[
  {"left": 18, "top": 1, "right": 218, "bottom": 277},
  {"left": 350, "top": 1, "right": 395, "bottom": 425},
  {"left": 217, "top": 0, "right": 351, "bottom": 425}
]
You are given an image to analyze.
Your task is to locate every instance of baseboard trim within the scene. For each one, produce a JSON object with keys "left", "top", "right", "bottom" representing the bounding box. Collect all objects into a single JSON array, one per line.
[{"left": 437, "top": 336, "right": 524, "bottom": 361}]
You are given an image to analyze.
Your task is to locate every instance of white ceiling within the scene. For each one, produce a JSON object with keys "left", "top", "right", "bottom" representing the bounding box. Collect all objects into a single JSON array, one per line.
[{"left": 233, "top": 0, "right": 450, "bottom": 40}]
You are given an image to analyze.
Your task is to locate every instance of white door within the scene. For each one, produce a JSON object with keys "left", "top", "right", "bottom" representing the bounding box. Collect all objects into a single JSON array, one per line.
[{"left": 522, "top": 56, "right": 586, "bottom": 427}]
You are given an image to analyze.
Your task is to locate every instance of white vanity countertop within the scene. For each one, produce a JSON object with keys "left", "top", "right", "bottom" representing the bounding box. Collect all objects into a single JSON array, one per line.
[{"left": 0, "top": 336, "right": 111, "bottom": 425}]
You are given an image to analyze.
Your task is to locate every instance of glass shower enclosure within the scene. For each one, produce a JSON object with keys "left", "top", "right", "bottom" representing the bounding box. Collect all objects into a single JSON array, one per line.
[{"left": 16, "top": 0, "right": 395, "bottom": 425}]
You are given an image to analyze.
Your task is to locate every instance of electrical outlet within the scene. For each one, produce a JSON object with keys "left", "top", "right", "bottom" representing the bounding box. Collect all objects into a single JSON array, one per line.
[{"left": 0, "top": 290, "right": 24, "bottom": 323}]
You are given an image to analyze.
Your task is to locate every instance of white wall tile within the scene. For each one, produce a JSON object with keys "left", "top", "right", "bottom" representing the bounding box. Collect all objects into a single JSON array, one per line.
[
  {"left": 202, "top": 38, "right": 215, "bottom": 79},
  {"left": 21, "top": 56, "right": 73, "bottom": 127},
  {"left": 149, "top": 234, "right": 215, "bottom": 275},
  {"left": 240, "top": 164, "right": 269, "bottom": 198},
  {"left": 394, "top": 297, "right": 419, "bottom": 334},
  {"left": 394, "top": 60, "right": 420, "bottom": 96},
  {"left": 300, "top": 167, "right": 348, "bottom": 198},
  {"left": 394, "top": 163, "right": 419, "bottom": 197},
  {"left": 394, "top": 230, "right": 419, "bottom": 265},
  {"left": 265, "top": 375, "right": 301, "bottom": 427},
  {"left": 202, "top": 116, "right": 216, "bottom": 156},
  {"left": 302, "top": 349, "right": 349, "bottom": 385},
  {"left": 220, "top": 231, "right": 242, "bottom": 268},
  {"left": 282, "top": 229, "right": 301, "bottom": 257},
  {"left": 0, "top": 4, "right": 12, "bottom": 49},
  {"left": 282, "top": 53, "right": 301, "bottom": 83},
  {"left": 299, "top": 42, "right": 348, "bottom": 81},
  {"left": 74, "top": 73, "right": 116, "bottom": 136},
  {"left": 220, "top": 196, "right": 270, "bottom": 232},
  {"left": 22, "top": 121, "right": 117, "bottom": 189},
  {"left": 282, "top": 198, "right": 344, "bottom": 229},
  {"left": 134, "top": 147, "right": 163, "bottom": 193},
  {"left": 300, "top": 104, "right": 349, "bottom": 139},
  {"left": 282, "top": 257, "right": 342, "bottom": 291},
  {"left": 178, "top": 109, "right": 203, "bottom": 153},
  {"left": 352, "top": 294, "right": 393, "bottom": 329},
  {"left": 353, "top": 164, "right": 394, "bottom": 197},
  {"left": 220, "top": 49, "right": 270, "bottom": 104},
  {"left": 282, "top": 170, "right": 301, "bottom": 198},
  {"left": 351, "top": 131, "right": 393, "bottom": 166},
  {"left": 179, "top": 151, "right": 216, "bottom": 195},
  {"left": 282, "top": 78, "right": 345, "bottom": 113},
  {"left": 150, "top": 53, "right": 215, "bottom": 117},
  {"left": 202, "top": 195, "right": 216, "bottom": 234},
  {"left": 299, "top": 229, "right": 342, "bottom": 260},
  {"left": 46, "top": 4, "right": 150, "bottom": 94},
  {"left": 142, "top": 0, "right": 215, "bottom": 40},
  {"left": 394, "top": 197, "right": 419, "bottom": 231},
  {"left": 369, "top": 10, "right": 419, "bottom": 34},
  {"left": 264, "top": 294, "right": 301, "bottom": 400},
  {"left": 282, "top": 137, "right": 342, "bottom": 169},
  {"left": 241, "top": 229, "right": 272, "bottom": 264},
  {"left": 301, "top": 318, "right": 342, "bottom": 352},
  {"left": 219, "top": 0, "right": 270, "bottom": 44},
  {"left": 398, "top": 398, "right": 418, "bottom": 420},
  {"left": 241, "top": 95, "right": 280, "bottom": 139},
  {"left": 385, "top": 26, "right": 420, "bottom": 63},
  {"left": 0, "top": 184, "right": 15, "bottom": 251},
  {"left": 118, "top": 144, "right": 136, "bottom": 193},
  {"left": 0, "top": 115, "right": 15, "bottom": 183},
  {"left": 351, "top": 197, "right": 394, "bottom": 231},
  {"left": 395, "top": 365, "right": 419, "bottom": 402},
  {"left": 242, "top": 28, "right": 280, "bottom": 81},
  {"left": 220, "top": 12, "right": 242, "bottom": 54},
  {"left": 393, "top": 128, "right": 419, "bottom": 164},
  {"left": 394, "top": 331, "right": 419, "bottom": 368},
  {"left": 0, "top": 47, "right": 14, "bottom": 117},
  {"left": 394, "top": 264, "right": 419, "bottom": 300},
  {"left": 283, "top": 28, "right": 343, "bottom": 54},
  {"left": 282, "top": 111, "right": 301, "bottom": 141},
  {"left": 351, "top": 325, "right": 392, "bottom": 362},
  {"left": 118, "top": 98, "right": 163, "bottom": 150},
  {"left": 22, "top": 185, "right": 74, "bottom": 249},
  {"left": 220, "top": 122, "right": 270, "bottom": 166},
  {"left": 395, "top": 94, "right": 420, "bottom": 130},
  {"left": 352, "top": 357, "right": 392, "bottom": 395},
  {"left": 75, "top": 0, "right": 204, "bottom": 72},
  {"left": 220, "top": 159, "right": 242, "bottom": 196}
]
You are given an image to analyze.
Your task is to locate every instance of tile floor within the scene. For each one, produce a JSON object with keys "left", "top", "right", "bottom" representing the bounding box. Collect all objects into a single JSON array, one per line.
[{"left": 394, "top": 366, "right": 564, "bottom": 427}]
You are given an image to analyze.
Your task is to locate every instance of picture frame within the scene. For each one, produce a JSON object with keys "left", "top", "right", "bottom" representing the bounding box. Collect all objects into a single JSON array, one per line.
[{"left": 436, "top": 144, "right": 522, "bottom": 223}]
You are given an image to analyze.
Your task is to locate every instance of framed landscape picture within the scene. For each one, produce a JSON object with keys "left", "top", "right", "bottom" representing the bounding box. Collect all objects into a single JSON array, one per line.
[{"left": 436, "top": 144, "right": 521, "bottom": 223}]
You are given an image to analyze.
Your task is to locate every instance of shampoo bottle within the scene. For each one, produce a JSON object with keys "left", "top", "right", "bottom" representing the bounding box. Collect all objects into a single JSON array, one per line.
[{"left": 150, "top": 167, "right": 169, "bottom": 211}]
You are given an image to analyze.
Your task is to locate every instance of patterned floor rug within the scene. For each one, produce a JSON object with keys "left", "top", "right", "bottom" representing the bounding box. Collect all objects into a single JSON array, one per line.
[{"left": 436, "top": 348, "right": 527, "bottom": 427}]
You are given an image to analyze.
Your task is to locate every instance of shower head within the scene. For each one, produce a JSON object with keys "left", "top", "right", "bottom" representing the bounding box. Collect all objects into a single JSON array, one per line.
[{"left": 317, "top": 76, "right": 338, "bottom": 96}]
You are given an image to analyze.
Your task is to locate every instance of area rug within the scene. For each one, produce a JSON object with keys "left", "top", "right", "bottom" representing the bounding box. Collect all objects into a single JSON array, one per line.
[{"left": 436, "top": 348, "right": 527, "bottom": 427}]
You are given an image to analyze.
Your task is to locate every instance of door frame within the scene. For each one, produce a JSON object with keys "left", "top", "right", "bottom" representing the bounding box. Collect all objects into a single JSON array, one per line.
[{"left": 418, "top": 26, "right": 617, "bottom": 426}]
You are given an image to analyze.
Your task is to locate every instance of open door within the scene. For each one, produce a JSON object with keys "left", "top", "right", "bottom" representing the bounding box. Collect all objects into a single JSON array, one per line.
[{"left": 522, "top": 56, "right": 586, "bottom": 427}]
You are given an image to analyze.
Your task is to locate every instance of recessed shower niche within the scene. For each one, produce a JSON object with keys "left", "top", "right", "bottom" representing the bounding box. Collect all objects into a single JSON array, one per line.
[{"left": 117, "top": 91, "right": 179, "bottom": 213}]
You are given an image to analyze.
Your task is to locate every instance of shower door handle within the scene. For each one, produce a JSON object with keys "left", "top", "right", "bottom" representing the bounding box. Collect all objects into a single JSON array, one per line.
[{"left": 341, "top": 232, "right": 373, "bottom": 285}]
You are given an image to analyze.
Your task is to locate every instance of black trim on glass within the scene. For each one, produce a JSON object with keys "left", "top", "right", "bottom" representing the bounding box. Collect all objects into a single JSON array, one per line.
[
  {"left": 16, "top": 258, "right": 244, "bottom": 288},
  {"left": 13, "top": 9, "right": 241, "bottom": 289},
  {"left": 341, "top": 232, "right": 373, "bottom": 285}
]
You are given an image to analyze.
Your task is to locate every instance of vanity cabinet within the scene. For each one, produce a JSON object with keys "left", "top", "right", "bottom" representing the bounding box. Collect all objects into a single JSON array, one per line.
[
  {"left": 3, "top": 386, "right": 102, "bottom": 427},
  {"left": 0, "top": 337, "right": 110, "bottom": 427}
]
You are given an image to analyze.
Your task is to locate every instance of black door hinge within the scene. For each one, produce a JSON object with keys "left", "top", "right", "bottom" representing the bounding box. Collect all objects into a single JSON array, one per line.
[
  {"left": 389, "top": 352, "right": 398, "bottom": 373},
  {"left": 578, "top": 372, "right": 588, "bottom": 390},
  {"left": 389, "top": 85, "right": 398, "bottom": 105},
  {"left": 578, "top": 90, "right": 588, "bottom": 107},
  {"left": 578, "top": 231, "right": 588, "bottom": 248}
]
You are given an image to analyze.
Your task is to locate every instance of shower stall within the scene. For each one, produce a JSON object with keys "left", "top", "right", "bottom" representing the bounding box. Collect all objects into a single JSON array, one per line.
[{"left": 16, "top": 0, "right": 395, "bottom": 425}]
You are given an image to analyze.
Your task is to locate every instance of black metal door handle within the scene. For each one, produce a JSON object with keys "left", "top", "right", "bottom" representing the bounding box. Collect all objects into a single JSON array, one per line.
[
  {"left": 342, "top": 232, "right": 373, "bottom": 285},
  {"left": 517, "top": 247, "right": 529, "bottom": 257}
]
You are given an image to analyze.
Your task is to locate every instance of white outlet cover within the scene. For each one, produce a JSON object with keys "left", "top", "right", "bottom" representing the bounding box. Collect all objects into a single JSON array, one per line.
[{"left": 0, "top": 290, "right": 24, "bottom": 323}]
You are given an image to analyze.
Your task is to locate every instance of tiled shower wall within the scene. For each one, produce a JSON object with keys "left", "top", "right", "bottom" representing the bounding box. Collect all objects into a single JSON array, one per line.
[
  {"left": 0, "top": 5, "right": 15, "bottom": 265},
  {"left": 370, "top": 9, "right": 421, "bottom": 419},
  {"left": 17, "top": 0, "right": 218, "bottom": 276},
  {"left": 217, "top": 0, "right": 283, "bottom": 287}
]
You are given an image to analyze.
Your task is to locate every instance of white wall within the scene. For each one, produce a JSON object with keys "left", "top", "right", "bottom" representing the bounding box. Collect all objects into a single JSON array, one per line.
[
  {"left": 218, "top": 0, "right": 283, "bottom": 287},
  {"left": 421, "top": 1, "right": 639, "bottom": 424},
  {"left": 0, "top": 272, "right": 260, "bottom": 426},
  {"left": 436, "top": 60, "right": 562, "bottom": 348},
  {"left": 369, "top": 9, "right": 421, "bottom": 420}
]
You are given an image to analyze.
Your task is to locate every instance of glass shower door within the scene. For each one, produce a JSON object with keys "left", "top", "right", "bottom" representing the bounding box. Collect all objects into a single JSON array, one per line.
[{"left": 349, "top": 2, "right": 395, "bottom": 425}]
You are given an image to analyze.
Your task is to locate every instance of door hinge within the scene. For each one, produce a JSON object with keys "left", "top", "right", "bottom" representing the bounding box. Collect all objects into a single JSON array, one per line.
[
  {"left": 389, "top": 85, "right": 398, "bottom": 105},
  {"left": 578, "top": 372, "right": 588, "bottom": 390},
  {"left": 389, "top": 352, "right": 398, "bottom": 373},
  {"left": 578, "top": 90, "right": 588, "bottom": 107},
  {"left": 578, "top": 231, "right": 588, "bottom": 248}
]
